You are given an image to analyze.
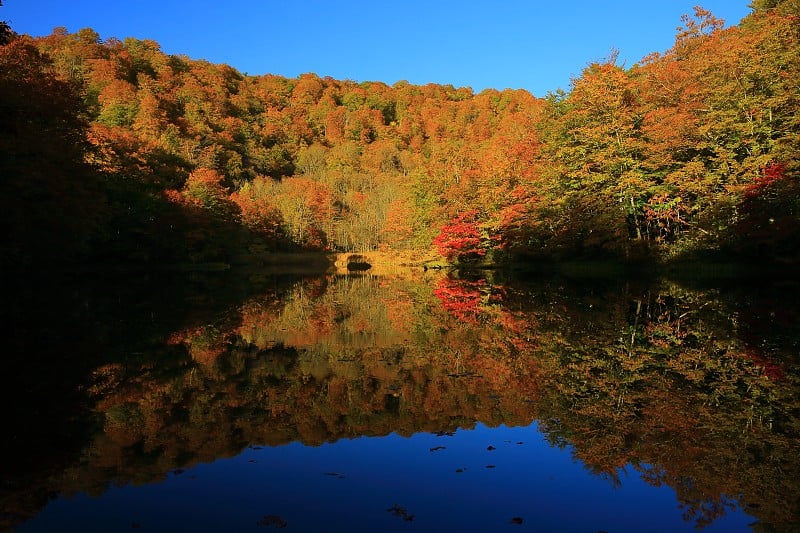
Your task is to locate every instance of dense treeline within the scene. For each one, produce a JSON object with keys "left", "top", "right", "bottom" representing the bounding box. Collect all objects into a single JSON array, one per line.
[{"left": 0, "top": 3, "right": 798, "bottom": 268}]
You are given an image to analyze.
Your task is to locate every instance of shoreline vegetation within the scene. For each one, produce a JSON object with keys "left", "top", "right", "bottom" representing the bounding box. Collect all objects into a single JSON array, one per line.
[
  {"left": 51, "top": 250, "right": 800, "bottom": 283},
  {"left": 1, "top": 3, "right": 798, "bottom": 276}
]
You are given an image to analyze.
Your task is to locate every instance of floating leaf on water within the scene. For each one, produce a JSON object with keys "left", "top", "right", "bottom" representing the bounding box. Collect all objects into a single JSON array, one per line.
[
  {"left": 256, "top": 515, "right": 287, "bottom": 528},
  {"left": 386, "top": 504, "right": 414, "bottom": 521}
]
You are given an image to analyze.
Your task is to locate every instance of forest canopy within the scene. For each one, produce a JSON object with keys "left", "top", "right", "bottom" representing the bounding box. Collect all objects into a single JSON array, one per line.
[{"left": 1, "top": 3, "right": 797, "bottom": 269}]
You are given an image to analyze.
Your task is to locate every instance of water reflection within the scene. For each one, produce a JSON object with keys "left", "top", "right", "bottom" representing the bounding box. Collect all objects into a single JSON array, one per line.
[
  {"left": 3, "top": 269, "right": 798, "bottom": 531},
  {"left": 17, "top": 425, "right": 755, "bottom": 532}
]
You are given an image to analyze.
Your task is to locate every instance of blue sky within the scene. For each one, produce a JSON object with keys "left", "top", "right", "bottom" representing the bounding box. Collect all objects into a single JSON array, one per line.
[{"left": 3, "top": 1, "right": 752, "bottom": 96}]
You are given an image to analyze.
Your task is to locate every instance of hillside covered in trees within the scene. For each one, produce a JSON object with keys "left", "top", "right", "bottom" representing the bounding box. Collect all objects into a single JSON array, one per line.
[{"left": 1, "top": 2, "right": 798, "bottom": 269}]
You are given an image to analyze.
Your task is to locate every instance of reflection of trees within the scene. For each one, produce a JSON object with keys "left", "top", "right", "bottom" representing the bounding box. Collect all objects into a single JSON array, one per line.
[
  {"left": 0, "top": 271, "right": 298, "bottom": 531},
  {"left": 3, "top": 272, "right": 798, "bottom": 531},
  {"left": 20, "top": 272, "right": 547, "bottom": 519},
  {"left": 515, "top": 279, "right": 799, "bottom": 531}
]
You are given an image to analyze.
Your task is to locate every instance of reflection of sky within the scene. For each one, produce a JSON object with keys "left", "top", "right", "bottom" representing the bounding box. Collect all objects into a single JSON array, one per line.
[{"left": 19, "top": 423, "right": 753, "bottom": 532}]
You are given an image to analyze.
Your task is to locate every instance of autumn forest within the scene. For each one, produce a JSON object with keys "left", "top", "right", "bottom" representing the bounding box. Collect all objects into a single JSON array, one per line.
[
  {"left": 1, "top": 3, "right": 798, "bottom": 270},
  {"left": 3, "top": 3, "right": 800, "bottom": 529}
]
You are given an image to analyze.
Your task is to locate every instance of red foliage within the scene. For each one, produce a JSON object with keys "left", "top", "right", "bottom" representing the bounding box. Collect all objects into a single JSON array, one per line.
[
  {"left": 433, "top": 278, "right": 488, "bottom": 323},
  {"left": 433, "top": 210, "right": 487, "bottom": 262},
  {"left": 743, "top": 163, "right": 787, "bottom": 203},
  {"left": 163, "top": 188, "right": 187, "bottom": 205},
  {"left": 493, "top": 187, "right": 540, "bottom": 250},
  {"left": 230, "top": 192, "right": 283, "bottom": 240},
  {"left": 303, "top": 225, "right": 328, "bottom": 251},
  {"left": 744, "top": 350, "right": 785, "bottom": 382},
  {"left": 735, "top": 162, "right": 799, "bottom": 257}
]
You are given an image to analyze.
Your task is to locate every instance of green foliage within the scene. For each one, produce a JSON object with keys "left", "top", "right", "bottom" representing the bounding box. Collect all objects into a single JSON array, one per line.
[
  {"left": 749, "top": 0, "right": 800, "bottom": 14},
  {"left": 97, "top": 101, "right": 137, "bottom": 127}
]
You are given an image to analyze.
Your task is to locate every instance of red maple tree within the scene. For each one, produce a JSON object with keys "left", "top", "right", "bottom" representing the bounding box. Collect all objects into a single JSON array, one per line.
[{"left": 433, "top": 210, "right": 487, "bottom": 262}]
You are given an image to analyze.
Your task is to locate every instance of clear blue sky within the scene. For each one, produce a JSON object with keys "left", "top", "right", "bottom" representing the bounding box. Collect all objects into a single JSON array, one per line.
[{"left": 3, "top": 1, "right": 752, "bottom": 96}]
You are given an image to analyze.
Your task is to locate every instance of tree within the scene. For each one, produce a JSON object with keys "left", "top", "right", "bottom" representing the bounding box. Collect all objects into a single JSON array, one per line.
[
  {"left": 182, "top": 168, "right": 237, "bottom": 220},
  {"left": 749, "top": 0, "right": 800, "bottom": 15},
  {"left": 433, "top": 210, "right": 488, "bottom": 263},
  {"left": 0, "top": 1, "right": 14, "bottom": 46},
  {"left": 536, "top": 59, "right": 649, "bottom": 257},
  {"left": 0, "top": 37, "right": 106, "bottom": 267},
  {"left": 734, "top": 162, "right": 800, "bottom": 259},
  {"left": 381, "top": 195, "right": 416, "bottom": 250},
  {"left": 230, "top": 183, "right": 286, "bottom": 250}
]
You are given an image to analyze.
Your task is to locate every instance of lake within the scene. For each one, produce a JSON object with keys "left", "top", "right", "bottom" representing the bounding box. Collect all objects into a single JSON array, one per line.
[{"left": 2, "top": 267, "right": 797, "bottom": 532}]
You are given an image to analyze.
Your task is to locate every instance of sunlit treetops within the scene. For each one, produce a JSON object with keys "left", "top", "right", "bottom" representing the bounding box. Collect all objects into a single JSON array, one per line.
[{"left": 0, "top": 4, "right": 797, "bottom": 267}]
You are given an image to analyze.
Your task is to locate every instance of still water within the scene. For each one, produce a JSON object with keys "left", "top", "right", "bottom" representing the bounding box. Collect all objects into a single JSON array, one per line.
[{"left": 2, "top": 268, "right": 797, "bottom": 531}]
